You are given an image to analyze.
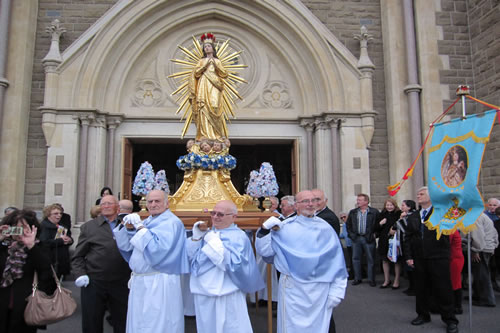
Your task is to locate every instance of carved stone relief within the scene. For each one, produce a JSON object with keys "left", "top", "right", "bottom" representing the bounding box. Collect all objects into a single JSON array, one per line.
[
  {"left": 260, "top": 81, "right": 292, "bottom": 109},
  {"left": 132, "top": 79, "right": 165, "bottom": 107}
]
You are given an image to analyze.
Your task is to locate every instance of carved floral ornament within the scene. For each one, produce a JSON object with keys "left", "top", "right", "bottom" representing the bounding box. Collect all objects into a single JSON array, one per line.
[
  {"left": 132, "top": 79, "right": 165, "bottom": 107},
  {"left": 260, "top": 81, "right": 292, "bottom": 109}
]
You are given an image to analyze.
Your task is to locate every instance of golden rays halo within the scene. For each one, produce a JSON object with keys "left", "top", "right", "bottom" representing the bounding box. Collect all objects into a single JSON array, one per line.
[{"left": 168, "top": 35, "right": 248, "bottom": 138}]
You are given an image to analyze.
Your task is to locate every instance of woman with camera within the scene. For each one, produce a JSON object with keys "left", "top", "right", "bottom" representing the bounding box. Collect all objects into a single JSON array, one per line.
[{"left": 0, "top": 209, "right": 55, "bottom": 333}]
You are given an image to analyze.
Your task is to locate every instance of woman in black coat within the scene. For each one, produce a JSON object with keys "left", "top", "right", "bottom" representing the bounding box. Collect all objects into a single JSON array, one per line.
[
  {"left": 39, "top": 204, "right": 73, "bottom": 279},
  {"left": 0, "top": 210, "right": 56, "bottom": 333},
  {"left": 375, "top": 198, "right": 401, "bottom": 289}
]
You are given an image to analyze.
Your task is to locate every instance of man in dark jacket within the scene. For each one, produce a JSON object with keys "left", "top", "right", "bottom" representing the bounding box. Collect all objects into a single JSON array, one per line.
[
  {"left": 346, "top": 193, "right": 379, "bottom": 287},
  {"left": 312, "top": 189, "right": 341, "bottom": 235},
  {"left": 72, "top": 195, "right": 131, "bottom": 333},
  {"left": 404, "top": 187, "right": 458, "bottom": 333}
]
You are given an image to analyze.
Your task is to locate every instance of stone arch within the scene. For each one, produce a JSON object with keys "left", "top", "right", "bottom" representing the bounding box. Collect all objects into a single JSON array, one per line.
[
  {"left": 42, "top": 0, "right": 374, "bottom": 220},
  {"left": 56, "top": 0, "right": 362, "bottom": 117}
]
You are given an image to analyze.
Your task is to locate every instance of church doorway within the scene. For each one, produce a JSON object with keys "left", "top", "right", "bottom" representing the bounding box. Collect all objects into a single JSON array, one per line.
[{"left": 121, "top": 138, "right": 297, "bottom": 210}]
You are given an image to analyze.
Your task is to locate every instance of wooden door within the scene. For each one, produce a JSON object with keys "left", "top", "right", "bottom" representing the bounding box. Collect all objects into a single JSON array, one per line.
[
  {"left": 291, "top": 139, "right": 299, "bottom": 193},
  {"left": 121, "top": 138, "right": 133, "bottom": 200}
]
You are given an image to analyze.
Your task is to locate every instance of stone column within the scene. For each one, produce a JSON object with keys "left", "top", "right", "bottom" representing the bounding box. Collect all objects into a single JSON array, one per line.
[
  {"left": 314, "top": 117, "right": 332, "bottom": 200},
  {"left": 77, "top": 116, "right": 92, "bottom": 222},
  {"left": 326, "top": 116, "right": 341, "bottom": 213},
  {"left": 299, "top": 118, "right": 315, "bottom": 189},
  {"left": 403, "top": 0, "right": 424, "bottom": 190},
  {"left": 106, "top": 120, "right": 119, "bottom": 187},
  {"left": 0, "top": 0, "right": 12, "bottom": 135},
  {"left": 0, "top": 1, "right": 38, "bottom": 210}
]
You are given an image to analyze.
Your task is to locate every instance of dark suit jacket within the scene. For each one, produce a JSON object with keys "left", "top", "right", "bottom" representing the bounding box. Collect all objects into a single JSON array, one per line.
[
  {"left": 403, "top": 207, "right": 450, "bottom": 260},
  {"left": 39, "top": 218, "right": 73, "bottom": 276},
  {"left": 72, "top": 216, "right": 131, "bottom": 281},
  {"left": 317, "top": 206, "right": 341, "bottom": 235},
  {"left": 346, "top": 206, "right": 380, "bottom": 243}
]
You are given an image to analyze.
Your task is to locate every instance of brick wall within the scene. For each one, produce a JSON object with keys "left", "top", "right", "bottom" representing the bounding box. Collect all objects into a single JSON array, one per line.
[
  {"left": 25, "top": 0, "right": 119, "bottom": 211},
  {"left": 436, "top": 0, "right": 500, "bottom": 200},
  {"left": 301, "top": 0, "right": 388, "bottom": 209},
  {"left": 468, "top": 0, "right": 500, "bottom": 199}
]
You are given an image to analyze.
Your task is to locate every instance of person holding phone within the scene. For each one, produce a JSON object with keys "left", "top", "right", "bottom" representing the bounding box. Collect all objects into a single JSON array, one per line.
[{"left": 0, "top": 209, "right": 55, "bottom": 333}]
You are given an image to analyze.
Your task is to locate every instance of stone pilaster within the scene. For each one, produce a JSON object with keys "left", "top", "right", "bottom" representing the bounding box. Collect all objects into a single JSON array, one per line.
[
  {"left": 299, "top": 118, "right": 315, "bottom": 189},
  {"left": 77, "top": 115, "right": 92, "bottom": 222}
]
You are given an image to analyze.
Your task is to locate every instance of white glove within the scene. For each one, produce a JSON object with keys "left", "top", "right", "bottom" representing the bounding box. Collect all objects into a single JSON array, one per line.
[
  {"left": 327, "top": 296, "right": 341, "bottom": 309},
  {"left": 123, "top": 213, "right": 142, "bottom": 229},
  {"left": 192, "top": 221, "right": 209, "bottom": 240},
  {"left": 263, "top": 216, "right": 282, "bottom": 230},
  {"left": 75, "top": 275, "right": 89, "bottom": 288},
  {"left": 204, "top": 230, "right": 220, "bottom": 243}
]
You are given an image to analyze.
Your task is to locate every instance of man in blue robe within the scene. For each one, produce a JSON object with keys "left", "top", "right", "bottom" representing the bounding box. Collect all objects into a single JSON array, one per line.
[
  {"left": 256, "top": 190, "right": 347, "bottom": 333},
  {"left": 113, "top": 189, "right": 189, "bottom": 333},
  {"left": 186, "top": 200, "right": 265, "bottom": 333}
]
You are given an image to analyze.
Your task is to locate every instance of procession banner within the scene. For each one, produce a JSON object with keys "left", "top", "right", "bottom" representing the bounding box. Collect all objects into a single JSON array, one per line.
[{"left": 427, "top": 109, "right": 497, "bottom": 239}]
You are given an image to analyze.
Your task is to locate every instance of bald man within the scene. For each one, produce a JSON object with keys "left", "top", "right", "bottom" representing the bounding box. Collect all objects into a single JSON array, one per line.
[
  {"left": 113, "top": 190, "right": 189, "bottom": 333},
  {"left": 72, "top": 195, "right": 131, "bottom": 333},
  {"left": 187, "top": 200, "right": 264, "bottom": 333},
  {"left": 117, "top": 199, "right": 133, "bottom": 222},
  {"left": 256, "top": 190, "right": 347, "bottom": 333}
]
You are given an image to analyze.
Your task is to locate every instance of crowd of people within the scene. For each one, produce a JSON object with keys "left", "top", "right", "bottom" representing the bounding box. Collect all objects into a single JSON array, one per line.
[{"left": 0, "top": 187, "right": 499, "bottom": 333}]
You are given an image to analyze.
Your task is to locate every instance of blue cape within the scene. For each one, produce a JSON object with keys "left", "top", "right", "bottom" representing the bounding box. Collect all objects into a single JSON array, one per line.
[
  {"left": 272, "top": 215, "right": 347, "bottom": 283},
  {"left": 191, "top": 224, "right": 265, "bottom": 293}
]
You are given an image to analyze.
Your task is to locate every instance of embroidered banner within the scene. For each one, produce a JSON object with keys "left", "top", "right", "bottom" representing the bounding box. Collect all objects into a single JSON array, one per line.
[{"left": 427, "top": 110, "right": 497, "bottom": 238}]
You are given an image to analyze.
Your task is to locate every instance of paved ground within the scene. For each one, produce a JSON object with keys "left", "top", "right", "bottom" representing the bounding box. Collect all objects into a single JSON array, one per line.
[{"left": 45, "top": 274, "right": 499, "bottom": 333}]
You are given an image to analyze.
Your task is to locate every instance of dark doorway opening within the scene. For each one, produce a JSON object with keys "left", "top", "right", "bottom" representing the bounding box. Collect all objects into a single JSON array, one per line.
[{"left": 129, "top": 139, "right": 294, "bottom": 210}]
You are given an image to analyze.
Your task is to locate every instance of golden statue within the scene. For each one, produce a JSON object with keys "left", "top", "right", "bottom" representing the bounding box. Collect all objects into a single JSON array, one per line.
[
  {"left": 168, "top": 33, "right": 256, "bottom": 212},
  {"left": 169, "top": 33, "right": 247, "bottom": 141}
]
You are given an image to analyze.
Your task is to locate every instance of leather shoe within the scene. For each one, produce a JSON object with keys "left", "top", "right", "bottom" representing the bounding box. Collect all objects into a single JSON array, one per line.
[
  {"left": 472, "top": 300, "right": 495, "bottom": 307},
  {"left": 369, "top": 281, "right": 376, "bottom": 287},
  {"left": 352, "top": 280, "right": 362, "bottom": 286},
  {"left": 411, "top": 316, "right": 430, "bottom": 326},
  {"left": 380, "top": 280, "right": 391, "bottom": 288},
  {"left": 446, "top": 322, "right": 458, "bottom": 333}
]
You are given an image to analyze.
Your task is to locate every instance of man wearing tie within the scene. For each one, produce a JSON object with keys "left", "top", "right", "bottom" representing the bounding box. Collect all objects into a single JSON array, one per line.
[{"left": 404, "top": 187, "right": 458, "bottom": 333}]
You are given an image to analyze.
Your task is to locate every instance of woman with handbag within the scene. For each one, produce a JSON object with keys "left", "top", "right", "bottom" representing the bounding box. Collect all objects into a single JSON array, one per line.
[
  {"left": 375, "top": 198, "right": 401, "bottom": 289},
  {"left": 396, "top": 199, "right": 418, "bottom": 295},
  {"left": 0, "top": 209, "right": 56, "bottom": 333},
  {"left": 39, "top": 204, "right": 73, "bottom": 279}
]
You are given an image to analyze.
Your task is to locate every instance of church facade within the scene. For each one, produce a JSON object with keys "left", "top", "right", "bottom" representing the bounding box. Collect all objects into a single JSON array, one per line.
[{"left": 0, "top": 0, "right": 498, "bottom": 221}]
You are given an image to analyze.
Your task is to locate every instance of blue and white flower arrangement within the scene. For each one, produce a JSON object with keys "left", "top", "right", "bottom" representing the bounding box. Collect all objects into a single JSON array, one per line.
[
  {"left": 132, "top": 161, "right": 155, "bottom": 196},
  {"left": 176, "top": 152, "right": 237, "bottom": 171},
  {"left": 245, "top": 162, "right": 279, "bottom": 197},
  {"left": 154, "top": 169, "right": 170, "bottom": 194}
]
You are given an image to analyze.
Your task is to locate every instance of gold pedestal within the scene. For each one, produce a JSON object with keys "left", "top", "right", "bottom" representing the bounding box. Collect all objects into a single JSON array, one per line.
[{"left": 169, "top": 169, "right": 259, "bottom": 212}]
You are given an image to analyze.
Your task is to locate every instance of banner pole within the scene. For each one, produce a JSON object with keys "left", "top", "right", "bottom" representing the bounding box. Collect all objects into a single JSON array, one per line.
[
  {"left": 457, "top": 85, "right": 473, "bottom": 332},
  {"left": 467, "top": 232, "right": 472, "bottom": 333}
]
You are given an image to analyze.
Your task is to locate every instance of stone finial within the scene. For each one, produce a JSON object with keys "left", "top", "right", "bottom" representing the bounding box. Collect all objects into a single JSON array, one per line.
[
  {"left": 354, "top": 25, "right": 375, "bottom": 71},
  {"left": 42, "top": 19, "right": 66, "bottom": 69}
]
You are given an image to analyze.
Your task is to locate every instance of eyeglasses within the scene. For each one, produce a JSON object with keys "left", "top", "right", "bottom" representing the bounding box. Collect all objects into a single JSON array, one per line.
[
  {"left": 340, "top": 216, "right": 347, "bottom": 220},
  {"left": 210, "top": 211, "right": 233, "bottom": 218},
  {"left": 297, "top": 198, "right": 321, "bottom": 204}
]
